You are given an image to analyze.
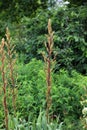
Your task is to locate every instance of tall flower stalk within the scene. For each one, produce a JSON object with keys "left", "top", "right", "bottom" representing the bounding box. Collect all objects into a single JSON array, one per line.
[
  {"left": 42, "top": 19, "right": 56, "bottom": 123},
  {"left": 5, "top": 28, "right": 17, "bottom": 116},
  {"left": 0, "top": 28, "right": 17, "bottom": 129},
  {"left": 0, "top": 38, "right": 8, "bottom": 130}
]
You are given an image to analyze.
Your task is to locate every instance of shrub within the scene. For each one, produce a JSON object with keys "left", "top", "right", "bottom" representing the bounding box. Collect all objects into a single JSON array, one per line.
[
  {"left": 16, "top": 59, "right": 46, "bottom": 119},
  {"left": 52, "top": 69, "right": 87, "bottom": 129}
]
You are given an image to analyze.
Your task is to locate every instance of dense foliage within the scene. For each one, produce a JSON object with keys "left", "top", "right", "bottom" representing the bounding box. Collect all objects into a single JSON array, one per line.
[
  {"left": 13, "top": 5, "right": 87, "bottom": 74},
  {"left": 0, "top": 0, "right": 87, "bottom": 129},
  {"left": 0, "top": 59, "right": 87, "bottom": 129}
]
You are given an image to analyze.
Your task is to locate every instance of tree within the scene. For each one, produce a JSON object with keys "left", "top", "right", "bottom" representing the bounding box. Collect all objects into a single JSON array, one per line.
[
  {"left": 14, "top": 5, "right": 87, "bottom": 74},
  {"left": 64, "top": 0, "right": 87, "bottom": 6},
  {"left": 0, "top": 0, "right": 54, "bottom": 22}
]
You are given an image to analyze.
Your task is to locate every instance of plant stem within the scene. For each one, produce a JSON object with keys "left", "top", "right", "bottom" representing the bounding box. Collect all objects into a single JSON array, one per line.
[
  {"left": 5, "top": 28, "right": 16, "bottom": 116},
  {"left": 0, "top": 39, "right": 8, "bottom": 130},
  {"left": 42, "top": 19, "right": 55, "bottom": 123}
]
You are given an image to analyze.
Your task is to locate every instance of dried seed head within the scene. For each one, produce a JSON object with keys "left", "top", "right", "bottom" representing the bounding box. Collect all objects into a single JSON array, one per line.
[
  {"left": 6, "top": 27, "right": 10, "bottom": 41},
  {"left": 48, "top": 19, "right": 52, "bottom": 35},
  {"left": 1, "top": 38, "right": 5, "bottom": 47}
]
